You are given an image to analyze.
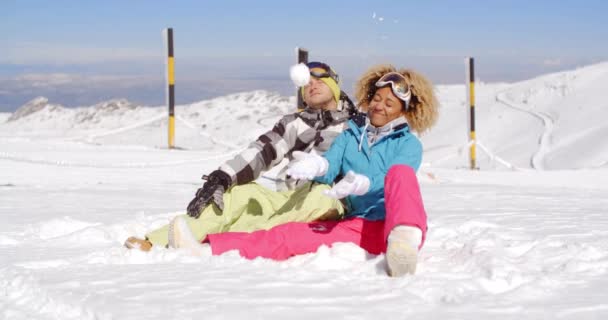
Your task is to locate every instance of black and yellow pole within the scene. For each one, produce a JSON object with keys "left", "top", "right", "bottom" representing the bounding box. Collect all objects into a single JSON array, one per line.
[
  {"left": 466, "top": 57, "right": 477, "bottom": 169},
  {"left": 165, "top": 28, "right": 175, "bottom": 149}
]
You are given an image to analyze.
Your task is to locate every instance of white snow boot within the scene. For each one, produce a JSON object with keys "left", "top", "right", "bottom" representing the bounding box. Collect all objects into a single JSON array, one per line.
[
  {"left": 386, "top": 225, "right": 422, "bottom": 277},
  {"left": 168, "top": 216, "right": 212, "bottom": 257}
]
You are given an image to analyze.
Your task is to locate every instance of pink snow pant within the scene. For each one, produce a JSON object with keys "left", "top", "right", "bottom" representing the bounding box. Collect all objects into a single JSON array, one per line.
[{"left": 206, "top": 165, "right": 427, "bottom": 260}]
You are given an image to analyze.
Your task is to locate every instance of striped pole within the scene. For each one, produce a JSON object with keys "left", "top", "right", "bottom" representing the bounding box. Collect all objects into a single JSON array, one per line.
[
  {"left": 295, "top": 47, "right": 309, "bottom": 111},
  {"left": 165, "top": 28, "right": 175, "bottom": 149},
  {"left": 466, "top": 57, "right": 477, "bottom": 169}
]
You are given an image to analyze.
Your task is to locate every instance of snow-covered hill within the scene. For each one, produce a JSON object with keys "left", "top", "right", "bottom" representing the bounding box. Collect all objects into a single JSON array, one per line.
[
  {"left": 2, "top": 62, "right": 607, "bottom": 170},
  {"left": 420, "top": 61, "right": 608, "bottom": 170},
  {"left": 0, "top": 90, "right": 293, "bottom": 147}
]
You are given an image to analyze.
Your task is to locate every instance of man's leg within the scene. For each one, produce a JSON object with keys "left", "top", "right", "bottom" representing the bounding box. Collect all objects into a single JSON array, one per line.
[
  {"left": 228, "top": 182, "right": 345, "bottom": 232},
  {"left": 146, "top": 182, "right": 343, "bottom": 248},
  {"left": 146, "top": 182, "right": 276, "bottom": 247}
]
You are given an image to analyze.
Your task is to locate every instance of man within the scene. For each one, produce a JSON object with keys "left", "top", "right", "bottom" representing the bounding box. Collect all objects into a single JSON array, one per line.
[{"left": 125, "top": 61, "right": 356, "bottom": 251}]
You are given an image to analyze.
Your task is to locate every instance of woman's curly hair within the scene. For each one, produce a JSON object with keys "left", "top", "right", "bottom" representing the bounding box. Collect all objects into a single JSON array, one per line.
[{"left": 354, "top": 64, "right": 439, "bottom": 134}]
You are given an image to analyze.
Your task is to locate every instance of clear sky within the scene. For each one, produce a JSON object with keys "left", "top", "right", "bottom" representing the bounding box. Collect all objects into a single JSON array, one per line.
[{"left": 1, "top": 0, "right": 607, "bottom": 110}]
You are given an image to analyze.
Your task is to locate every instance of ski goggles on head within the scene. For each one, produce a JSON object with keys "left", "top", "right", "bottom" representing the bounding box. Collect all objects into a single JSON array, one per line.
[
  {"left": 306, "top": 61, "right": 339, "bottom": 83},
  {"left": 375, "top": 72, "right": 412, "bottom": 109}
]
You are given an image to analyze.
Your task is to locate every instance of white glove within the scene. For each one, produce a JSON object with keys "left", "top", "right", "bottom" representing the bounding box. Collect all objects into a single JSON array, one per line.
[
  {"left": 290, "top": 63, "right": 310, "bottom": 87},
  {"left": 286, "top": 151, "right": 328, "bottom": 180},
  {"left": 323, "top": 170, "right": 370, "bottom": 199}
]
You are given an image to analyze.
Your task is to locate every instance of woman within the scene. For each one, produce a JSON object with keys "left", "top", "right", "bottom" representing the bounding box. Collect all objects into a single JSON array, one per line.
[{"left": 171, "top": 64, "right": 439, "bottom": 276}]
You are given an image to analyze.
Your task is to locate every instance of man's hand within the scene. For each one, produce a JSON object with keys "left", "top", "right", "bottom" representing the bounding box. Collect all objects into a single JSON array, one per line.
[
  {"left": 323, "top": 170, "right": 370, "bottom": 199},
  {"left": 286, "top": 151, "right": 328, "bottom": 180},
  {"left": 186, "top": 170, "right": 232, "bottom": 218}
]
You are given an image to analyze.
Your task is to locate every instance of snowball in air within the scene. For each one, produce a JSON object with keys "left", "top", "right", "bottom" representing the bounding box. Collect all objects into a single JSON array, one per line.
[{"left": 290, "top": 63, "right": 310, "bottom": 87}]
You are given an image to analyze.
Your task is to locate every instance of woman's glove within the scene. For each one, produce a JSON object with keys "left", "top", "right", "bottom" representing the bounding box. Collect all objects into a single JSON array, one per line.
[
  {"left": 286, "top": 151, "right": 328, "bottom": 180},
  {"left": 323, "top": 170, "right": 370, "bottom": 199}
]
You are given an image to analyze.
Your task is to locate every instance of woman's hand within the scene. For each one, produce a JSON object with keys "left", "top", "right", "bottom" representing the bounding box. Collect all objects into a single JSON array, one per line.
[{"left": 323, "top": 170, "right": 370, "bottom": 199}]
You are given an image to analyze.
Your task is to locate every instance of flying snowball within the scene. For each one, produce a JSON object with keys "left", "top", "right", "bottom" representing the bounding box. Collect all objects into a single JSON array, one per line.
[{"left": 290, "top": 63, "right": 310, "bottom": 87}]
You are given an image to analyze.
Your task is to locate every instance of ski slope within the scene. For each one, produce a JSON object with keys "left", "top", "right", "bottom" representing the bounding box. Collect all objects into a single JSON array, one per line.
[{"left": 1, "top": 62, "right": 608, "bottom": 319}]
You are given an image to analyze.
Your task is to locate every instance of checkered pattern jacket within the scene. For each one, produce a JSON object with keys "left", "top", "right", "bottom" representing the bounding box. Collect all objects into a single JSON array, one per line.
[{"left": 218, "top": 106, "right": 353, "bottom": 190}]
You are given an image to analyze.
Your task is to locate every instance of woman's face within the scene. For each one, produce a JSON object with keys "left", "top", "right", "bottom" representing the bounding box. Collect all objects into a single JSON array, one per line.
[{"left": 368, "top": 86, "right": 405, "bottom": 127}]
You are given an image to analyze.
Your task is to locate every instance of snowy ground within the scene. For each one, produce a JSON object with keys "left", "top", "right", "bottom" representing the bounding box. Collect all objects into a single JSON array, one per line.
[{"left": 1, "top": 63, "right": 608, "bottom": 319}]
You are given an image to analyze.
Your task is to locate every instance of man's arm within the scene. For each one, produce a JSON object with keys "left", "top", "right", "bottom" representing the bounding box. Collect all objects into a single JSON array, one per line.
[
  {"left": 219, "top": 113, "right": 299, "bottom": 186},
  {"left": 187, "top": 113, "right": 311, "bottom": 217}
]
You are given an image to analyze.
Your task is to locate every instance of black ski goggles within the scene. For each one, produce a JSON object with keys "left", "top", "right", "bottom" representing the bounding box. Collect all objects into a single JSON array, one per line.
[
  {"left": 307, "top": 61, "right": 339, "bottom": 83},
  {"left": 375, "top": 72, "right": 412, "bottom": 110}
]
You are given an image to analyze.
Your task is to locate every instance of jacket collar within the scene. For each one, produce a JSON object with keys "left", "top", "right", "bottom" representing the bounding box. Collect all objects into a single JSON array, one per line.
[
  {"left": 298, "top": 107, "right": 351, "bottom": 129},
  {"left": 348, "top": 115, "right": 410, "bottom": 140}
]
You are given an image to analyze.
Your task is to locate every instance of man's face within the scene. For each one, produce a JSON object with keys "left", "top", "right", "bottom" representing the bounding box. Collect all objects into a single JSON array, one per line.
[{"left": 303, "top": 77, "right": 335, "bottom": 110}]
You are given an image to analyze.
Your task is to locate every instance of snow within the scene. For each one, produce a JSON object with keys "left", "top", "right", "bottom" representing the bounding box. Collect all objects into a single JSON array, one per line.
[{"left": 1, "top": 62, "right": 608, "bottom": 319}]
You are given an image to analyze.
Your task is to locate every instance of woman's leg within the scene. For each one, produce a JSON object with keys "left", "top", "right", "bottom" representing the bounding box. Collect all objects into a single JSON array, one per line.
[
  {"left": 383, "top": 165, "right": 427, "bottom": 248},
  {"left": 383, "top": 164, "right": 427, "bottom": 276},
  {"left": 205, "top": 218, "right": 384, "bottom": 260}
]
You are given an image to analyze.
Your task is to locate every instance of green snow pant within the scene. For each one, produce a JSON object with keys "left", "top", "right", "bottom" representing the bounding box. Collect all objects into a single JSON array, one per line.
[{"left": 146, "top": 182, "right": 345, "bottom": 247}]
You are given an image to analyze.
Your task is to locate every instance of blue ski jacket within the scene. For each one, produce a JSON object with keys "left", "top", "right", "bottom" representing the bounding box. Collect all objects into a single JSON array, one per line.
[{"left": 314, "top": 117, "right": 422, "bottom": 220}]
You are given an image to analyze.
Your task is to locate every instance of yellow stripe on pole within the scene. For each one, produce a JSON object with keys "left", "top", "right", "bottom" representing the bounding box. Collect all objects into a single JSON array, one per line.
[
  {"left": 168, "top": 115, "right": 175, "bottom": 147},
  {"left": 168, "top": 57, "right": 175, "bottom": 85},
  {"left": 470, "top": 131, "right": 476, "bottom": 166},
  {"left": 469, "top": 82, "right": 475, "bottom": 107}
]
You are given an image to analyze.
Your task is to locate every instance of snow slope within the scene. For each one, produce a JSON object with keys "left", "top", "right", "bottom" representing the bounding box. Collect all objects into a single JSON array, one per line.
[{"left": 1, "top": 62, "right": 608, "bottom": 319}]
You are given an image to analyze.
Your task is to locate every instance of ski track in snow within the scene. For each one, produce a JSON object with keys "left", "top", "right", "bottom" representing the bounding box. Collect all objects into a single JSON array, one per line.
[
  {"left": 0, "top": 149, "right": 241, "bottom": 169},
  {"left": 256, "top": 113, "right": 281, "bottom": 127},
  {"left": 496, "top": 90, "right": 555, "bottom": 170},
  {"left": 175, "top": 115, "right": 243, "bottom": 150},
  {"left": 0, "top": 111, "right": 250, "bottom": 169}
]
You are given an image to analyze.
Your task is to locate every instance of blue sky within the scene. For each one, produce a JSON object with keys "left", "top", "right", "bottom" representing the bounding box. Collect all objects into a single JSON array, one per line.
[{"left": 1, "top": 0, "right": 607, "bottom": 111}]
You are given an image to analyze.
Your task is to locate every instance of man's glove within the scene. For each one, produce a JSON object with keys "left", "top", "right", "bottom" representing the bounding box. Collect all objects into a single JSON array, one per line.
[
  {"left": 323, "top": 170, "right": 370, "bottom": 199},
  {"left": 186, "top": 170, "right": 232, "bottom": 218},
  {"left": 286, "top": 151, "right": 328, "bottom": 180}
]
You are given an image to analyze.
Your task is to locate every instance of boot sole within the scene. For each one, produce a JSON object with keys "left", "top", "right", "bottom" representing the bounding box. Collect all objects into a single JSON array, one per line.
[
  {"left": 168, "top": 217, "right": 183, "bottom": 249},
  {"left": 168, "top": 216, "right": 211, "bottom": 256},
  {"left": 386, "top": 241, "right": 418, "bottom": 277}
]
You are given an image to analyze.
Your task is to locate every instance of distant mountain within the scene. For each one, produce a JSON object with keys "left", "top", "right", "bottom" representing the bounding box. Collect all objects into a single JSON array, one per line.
[
  {"left": 0, "top": 90, "right": 294, "bottom": 148},
  {"left": 7, "top": 97, "right": 64, "bottom": 121},
  {"left": 1, "top": 62, "right": 607, "bottom": 170}
]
